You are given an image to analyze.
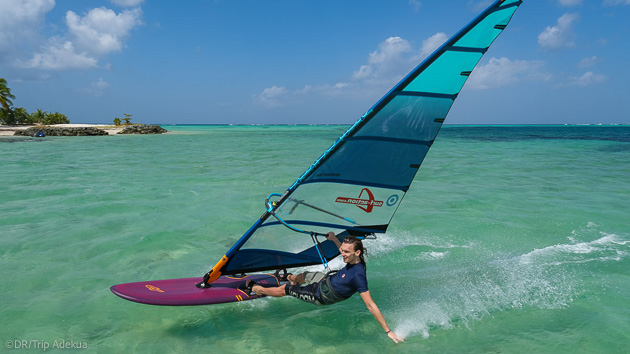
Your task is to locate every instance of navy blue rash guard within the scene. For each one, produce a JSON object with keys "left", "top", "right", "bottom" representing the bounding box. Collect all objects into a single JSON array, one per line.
[{"left": 329, "top": 262, "right": 368, "bottom": 299}]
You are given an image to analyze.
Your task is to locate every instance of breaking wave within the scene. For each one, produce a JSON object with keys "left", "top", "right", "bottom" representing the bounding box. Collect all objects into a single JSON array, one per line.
[{"left": 388, "top": 228, "right": 629, "bottom": 339}]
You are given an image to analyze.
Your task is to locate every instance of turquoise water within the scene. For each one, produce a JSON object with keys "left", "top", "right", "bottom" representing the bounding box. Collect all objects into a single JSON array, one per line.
[{"left": 1, "top": 125, "right": 629, "bottom": 353}]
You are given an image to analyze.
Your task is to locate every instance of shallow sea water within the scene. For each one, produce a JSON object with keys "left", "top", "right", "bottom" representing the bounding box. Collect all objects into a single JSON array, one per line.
[{"left": 1, "top": 125, "right": 629, "bottom": 353}]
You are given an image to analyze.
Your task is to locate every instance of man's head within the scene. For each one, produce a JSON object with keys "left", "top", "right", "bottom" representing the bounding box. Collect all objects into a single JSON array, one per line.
[{"left": 341, "top": 236, "right": 366, "bottom": 265}]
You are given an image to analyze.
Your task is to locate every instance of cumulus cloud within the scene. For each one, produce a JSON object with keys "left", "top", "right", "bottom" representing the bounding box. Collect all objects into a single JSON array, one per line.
[
  {"left": 66, "top": 7, "right": 143, "bottom": 55},
  {"left": 255, "top": 82, "right": 354, "bottom": 108},
  {"left": 467, "top": 57, "right": 550, "bottom": 89},
  {"left": 469, "top": 1, "right": 495, "bottom": 13},
  {"left": 604, "top": 0, "right": 630, "bottom": 5},
  {"left": 578, "top": 56, "right": 599, "bottom": 68},
  {"left": 353, "top": 32, "right": 448, "bottom": 86},
  {"left": 538, "top": 13, "right": 579, "bottom": 49},
  {"left": 0, "top": 0, "right": 55, "bottom": 55},
  {"left": 353, "top": 36, "right": 413, "bottom": 84},
  {"left": 298, "top": 82, "right": 350, "bottom": 96},
  {"left": 18, "top": 39, "right": 98, "bottom": 70},
  {"left": 110, "top": 0, "right": 144, "bottom": 6},
  {"left": 568, "top": 71, "right": 607, "bottom": 87},
  {"left": 255, "top": 28, "right": 545, "bottom": 108},
  {"left": 409, "top": 0, "right": 422, "bottom": 12},
  {"left": 254, "top": 86, "right": 289, "bottom": 108},
  {"left": 558, "top": 0, "right": 582, "bottom": 6},
  {"left": 80, "top": 77, "right": 110, "bottom": 96},
  {"left": 15, "top": 5, "right": 143, "bottom": 71},
  {"left": 419, "top": 32, "right": 448, "bottom": 59},
  {"left": 255, "top": 31, "right": 453, "bottom": 108}
]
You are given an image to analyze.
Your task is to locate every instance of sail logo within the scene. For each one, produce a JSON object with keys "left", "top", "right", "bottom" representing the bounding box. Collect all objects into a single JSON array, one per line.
[{"left": 336, "top": 188, "right": 383, "bottom": 213}]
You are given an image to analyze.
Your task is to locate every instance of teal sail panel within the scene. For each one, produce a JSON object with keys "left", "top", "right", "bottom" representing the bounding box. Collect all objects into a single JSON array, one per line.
[{"left": 208, "top": 0, "right": 523, "bottom": 277}]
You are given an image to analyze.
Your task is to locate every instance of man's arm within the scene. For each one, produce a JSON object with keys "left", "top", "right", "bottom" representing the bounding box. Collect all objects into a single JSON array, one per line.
[
  {"left": 359, "top": 291, "right": 404, "bottom": 343},
  {"left": 326, "top": 231, "right": 342, "bottom": 248}
]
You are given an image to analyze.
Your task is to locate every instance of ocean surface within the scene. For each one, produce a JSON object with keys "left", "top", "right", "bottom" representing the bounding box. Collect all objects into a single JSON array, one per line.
[{"left": 1, "top": 125, "right": 629, "bottom": 353}]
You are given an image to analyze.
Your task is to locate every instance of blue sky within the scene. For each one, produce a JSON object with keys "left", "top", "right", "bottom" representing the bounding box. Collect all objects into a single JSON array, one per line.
[{"left": 1, "top": 0, "right": 629, "bottom": 125}]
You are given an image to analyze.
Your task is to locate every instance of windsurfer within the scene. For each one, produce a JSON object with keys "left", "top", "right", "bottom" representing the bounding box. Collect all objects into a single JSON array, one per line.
[{"left": 248, "top": 232, "right": 404, "bottom": 343}]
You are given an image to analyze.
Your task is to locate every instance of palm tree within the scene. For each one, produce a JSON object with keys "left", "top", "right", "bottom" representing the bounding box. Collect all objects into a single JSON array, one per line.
[
  {"left": 122, "top": 113, "right": 132, "bottom": 125},
  {"left": 13, "top": 107, "right": 30, "bottom": 124},
  {"left": 31, "top": 109, "right": 48, "bottom": 124},
  {"left": 0, "top": 78, "right": 16, "bottom": 112}
]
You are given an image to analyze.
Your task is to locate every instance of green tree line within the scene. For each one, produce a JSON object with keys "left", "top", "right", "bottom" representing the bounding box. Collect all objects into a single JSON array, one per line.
[{"left": 1, "top": 78, "right": 70, "bottom": 125}]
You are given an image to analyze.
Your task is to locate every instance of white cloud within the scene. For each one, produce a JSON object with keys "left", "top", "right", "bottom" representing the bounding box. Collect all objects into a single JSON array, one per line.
[
  {"left": 254, "top": 86, "right": 288, "bottom": 108},
  {"left": 297, "top": 82, "right": 351, "bottom": 96},
  {"left": 298, "top": 82, "right": 350, "bottom": 96},
  {"left": 0, "top": 0, "right": 55, "bottom": 54},
  {"left": 80, "top": 77, "right": 110, "bottom": 96},
  {"left": 0, "top": 0, "right": 54, "bottom": 29},
  {"left": 419, "top": 32, "right": 448, "bottom": 59},
  {"left": 538, "top": 13, "right": 579, "bottom": 49},
  {"left": 110, "top": 0, "right": 144, "bottom": 7},
  {"left": 578, "top": 56, "right": 598, "bottom": 68},
  {"left": 255, "top": 81, "right": 355, "bottom": 108},
  {"left": 21, "top": 6, "right": 143, "bottom": 71},
  {"left": 558, "top": 0, "right": 582, "bottom": 6},
  {"left": 409, "top": 0, "right": 422, "bottom": 12},
  {"left": 256, "top": 32, "right": 452, "bottom": 107},
  {"left": 352, "top": 36, "right": 413, "bottom": 84},
  {"left": 568, "top": 71, "right": 607, "bottom": 87},
  {"left": 255, "top": 28, "right": 546, "bottom": 108},
  {"left": 353, "top": 65, "right": 373, "bottom": 80},
  {"left": 18, "top": 39, "right": 98, "bottom": 70},
  {"left": 366, "top": 37, "right": 412, "bottom": 65},
  {"left": 469, "top": 0, "right": 494, "bottom": 13},
  {"left": 353, "top": 32, "right": 448, "bottom": 85},
  {"left": 93, "top": 77, "right": 109, "bottom": 89},
  {"left": 67, "top": 7, "right": 143, "bottom": 55},
  {"left": 467, "top": 57, "right": 549, "bottom": 89},
  {"left": 604, "top": 0, "right": 630, "bottom": 5}
]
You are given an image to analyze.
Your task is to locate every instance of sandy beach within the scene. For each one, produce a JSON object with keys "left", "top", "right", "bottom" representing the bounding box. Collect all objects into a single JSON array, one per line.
[{"left": 0, "top": 124, "right": 123, "bottom": 136}]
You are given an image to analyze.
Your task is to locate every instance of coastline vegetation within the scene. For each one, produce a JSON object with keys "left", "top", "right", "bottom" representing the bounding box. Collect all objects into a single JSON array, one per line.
[
  {"left": 0, "top": 78, "right": 70, "bottom": 125},
  {"left": 114, "top": 113, "right": 134, "bottom": 126}
]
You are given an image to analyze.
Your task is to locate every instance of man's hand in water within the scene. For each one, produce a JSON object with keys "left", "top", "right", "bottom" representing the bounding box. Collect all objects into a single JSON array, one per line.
[{"left": 387, "top": 331, "right": 405, "bottom": 344}]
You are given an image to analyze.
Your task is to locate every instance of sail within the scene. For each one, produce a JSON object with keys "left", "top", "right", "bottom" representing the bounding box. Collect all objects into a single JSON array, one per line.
[{"left": 201, "top": 0, "right": 523, "bottom": 283}]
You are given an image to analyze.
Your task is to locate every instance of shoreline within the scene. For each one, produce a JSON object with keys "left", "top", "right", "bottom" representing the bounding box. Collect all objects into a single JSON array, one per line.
[{"left": 0, "top": 124, "right": 125, "bottom": 136}]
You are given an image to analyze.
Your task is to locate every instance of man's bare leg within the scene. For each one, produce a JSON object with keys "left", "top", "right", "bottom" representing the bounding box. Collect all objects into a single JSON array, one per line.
[
  {"left": 250, "top": 271, "right": 311, "bottom": 296},
  {"left": 287, "top": 273, "right": 306, "bottom": 286},
  {"left": 252, "top": 284, "right": 287, "bottom": 297}
]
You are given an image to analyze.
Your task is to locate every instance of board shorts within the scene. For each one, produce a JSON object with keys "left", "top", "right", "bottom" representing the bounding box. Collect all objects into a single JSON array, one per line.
[
  {"left": 302, "top": 271, "right": 326, "bottom": 284},
  {"left": 284, "top": 272, "right": 326, "bottom": 306},
  {"left": 283, "top": 271, "right": 347, "bottom": 306}
]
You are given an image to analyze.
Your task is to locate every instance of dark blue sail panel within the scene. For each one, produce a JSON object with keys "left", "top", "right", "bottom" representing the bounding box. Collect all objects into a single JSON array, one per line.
[
  {"left": 304, "top": 95, "right": 453, "bottom": 190},
  {"left": 226, "top": 239, "right": 342, "bottom": 274},
  {"left": 210, "top": 0, "right": 524, "bottom": 278},
  {"left": 354, "top": 96, "right": 451, "bottom": 141},
  {"left": 304, "top": 140, "right": 431, "bottom": 190}
]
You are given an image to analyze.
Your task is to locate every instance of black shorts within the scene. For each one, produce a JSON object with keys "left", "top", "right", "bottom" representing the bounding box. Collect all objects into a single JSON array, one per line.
[{"left": 284, "top": 282, "right": 323, "bottom": 306}]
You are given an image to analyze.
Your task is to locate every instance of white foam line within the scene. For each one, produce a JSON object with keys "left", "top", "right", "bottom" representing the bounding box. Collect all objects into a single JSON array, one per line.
[
  {"left": 519, "top": 233, "right": 627, "bottom": 265},
  {"left": 367, "top": 230, "right": 472, "bottom": 258}
]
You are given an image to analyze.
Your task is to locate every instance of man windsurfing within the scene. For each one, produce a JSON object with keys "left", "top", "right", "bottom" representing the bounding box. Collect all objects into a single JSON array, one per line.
[{"left": 244, "top": 232, "right": 404, "bottom": 343}]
